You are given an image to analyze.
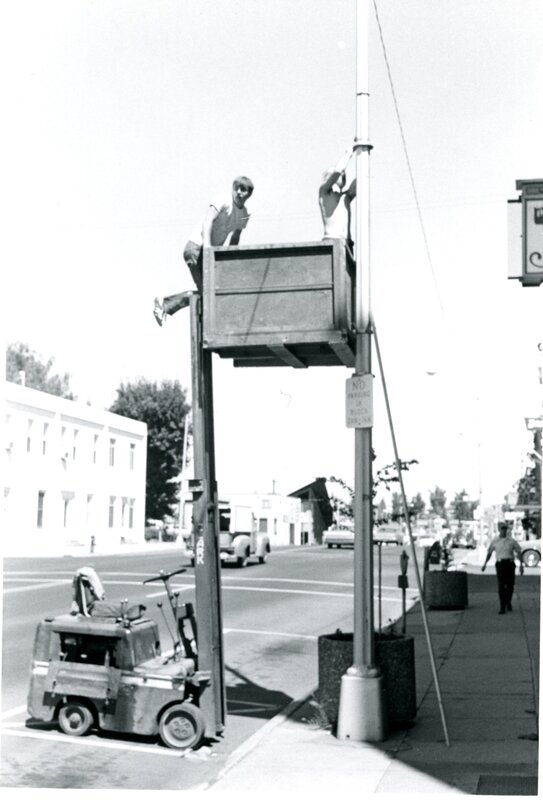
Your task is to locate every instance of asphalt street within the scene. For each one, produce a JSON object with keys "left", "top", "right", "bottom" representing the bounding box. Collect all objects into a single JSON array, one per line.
[{"left": 2, "top": 543, "right": 423, "bottom": 790}]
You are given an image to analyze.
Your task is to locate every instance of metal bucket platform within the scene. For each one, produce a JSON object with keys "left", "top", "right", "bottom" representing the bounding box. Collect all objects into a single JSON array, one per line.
[{"left": 202, "top": 240, "right": 355, "bottom": 368}]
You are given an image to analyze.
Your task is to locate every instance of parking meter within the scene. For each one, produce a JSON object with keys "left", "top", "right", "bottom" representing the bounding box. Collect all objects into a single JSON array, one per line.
[{"left": 398, "top": 549, "right": 409, "bottom": 633}]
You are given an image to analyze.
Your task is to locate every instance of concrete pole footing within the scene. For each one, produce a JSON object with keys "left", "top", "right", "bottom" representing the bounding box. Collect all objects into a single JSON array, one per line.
[{"left": 336, "top": 672, "right": 386, "bottom": 742}]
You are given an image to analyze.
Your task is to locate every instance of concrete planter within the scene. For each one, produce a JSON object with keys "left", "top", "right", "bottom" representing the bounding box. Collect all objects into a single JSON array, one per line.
[
  {"left": 317, "top": 631, "right": 416, "bottom": 728},
  {"left": 424, "top": 570, "right": 468, "bottom": 609}
]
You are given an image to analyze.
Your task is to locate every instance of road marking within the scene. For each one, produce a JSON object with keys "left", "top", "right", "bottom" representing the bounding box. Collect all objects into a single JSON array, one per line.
[
  {"left": 0, "top": 726, "right": 188, "bottom": 757},
  {"left": 224, "top": 627, "right": 317, "bottom": 640},
  {"left": 3, "top": 580, "right": 72, "bottom": 594},
  {"left": 145, "top": 585, "right": 194, "bottom": 599},
  {"left": 1, "top": 705, "right": 26, "bottom": 720}
]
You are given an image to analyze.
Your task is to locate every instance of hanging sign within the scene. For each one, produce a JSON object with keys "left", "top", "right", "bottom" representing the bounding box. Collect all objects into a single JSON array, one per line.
[
  {"left": 345, "top": 375, "right": 373, "bottom": 428},
  {"left": 526, "top": 199, "right": 543, "bottom": 275}
]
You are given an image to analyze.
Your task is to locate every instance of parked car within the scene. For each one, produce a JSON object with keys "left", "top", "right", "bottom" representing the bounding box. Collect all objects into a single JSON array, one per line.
[
  {"left": 373, "top": 523, "right": 404, "bottom": 546},
  {"left": 323, "top": 526, "right": 355, "bottom": 549},
  {"left": 520, "top": 539, "right": 541, "bottom": 567}
]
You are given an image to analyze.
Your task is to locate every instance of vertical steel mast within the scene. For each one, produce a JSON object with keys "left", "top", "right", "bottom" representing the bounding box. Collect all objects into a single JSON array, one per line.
[{"left": 336, "top": 0, "right": 386, "bottom": 742}]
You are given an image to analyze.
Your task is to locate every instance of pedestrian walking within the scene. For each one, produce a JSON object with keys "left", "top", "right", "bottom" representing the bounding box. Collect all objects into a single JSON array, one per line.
[
  {"left": 481, "top": 522, "right": 524, "bottom": 614},
  {"left": 154, "top": 176, "right": 254, "bottom": 326}
]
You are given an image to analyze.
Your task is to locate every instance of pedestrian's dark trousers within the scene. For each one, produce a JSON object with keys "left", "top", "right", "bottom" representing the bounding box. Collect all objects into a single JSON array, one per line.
[{"left": 495, "top": 558, "right": 516, "bottom": 610}]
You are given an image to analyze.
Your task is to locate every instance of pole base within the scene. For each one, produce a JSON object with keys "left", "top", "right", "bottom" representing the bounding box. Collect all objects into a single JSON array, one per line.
[{"left": 336, "top": 671, "right": 386, "bottom": 742}]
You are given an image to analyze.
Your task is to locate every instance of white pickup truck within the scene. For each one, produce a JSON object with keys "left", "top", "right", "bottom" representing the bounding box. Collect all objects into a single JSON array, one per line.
[{"left": 183, "top": 503, "right": 270, "bottom": 567}]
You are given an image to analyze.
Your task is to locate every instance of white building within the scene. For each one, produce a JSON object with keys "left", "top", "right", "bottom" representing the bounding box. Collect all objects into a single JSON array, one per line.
[{"left": 2, "top": 380, "right": 147, "bottom": 556}]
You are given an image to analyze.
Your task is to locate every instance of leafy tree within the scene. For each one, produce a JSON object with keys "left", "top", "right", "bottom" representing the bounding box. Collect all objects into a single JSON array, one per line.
[
  {"left": 6, "top": 342, "right": 74, "bottom": 399},
  {"left": 516, "top": 430, "right": 541, "bottom": 537},
  {"left": 410, "top": 492, "right": 426, "bottom": 519},
  {"left": 109, "top": 379, "right": 190, "bottom": 523},
  {"left": 452, "top": 490, "right": 478, "bottom": 522},
  {"left": 429, "top": 486, "right": 447, "bottom": 519},
  {"left": 329, "top": 458, "right": 418, "bottom": 523},
  {"left": 391, "top": 491, "right": 403, "bottom": 520},
  {"left": 376, "top": 498, "right": 387, "bottom": 523}
]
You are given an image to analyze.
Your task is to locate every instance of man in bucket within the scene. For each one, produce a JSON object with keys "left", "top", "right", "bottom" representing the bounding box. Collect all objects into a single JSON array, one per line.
[{"left": 154, "top": 176, "right": 254, "bottom": 325}]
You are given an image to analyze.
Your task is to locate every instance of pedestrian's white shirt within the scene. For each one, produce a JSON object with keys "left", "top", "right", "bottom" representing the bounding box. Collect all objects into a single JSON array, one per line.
[
  {"left": 488, "top": 535, "right": 522, "bottom": 561},
  {"left": 189, "top": 192, "right": 250, "bottom": 247}
]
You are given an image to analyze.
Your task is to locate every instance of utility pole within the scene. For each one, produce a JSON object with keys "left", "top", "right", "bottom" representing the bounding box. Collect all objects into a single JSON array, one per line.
[{"left": 337, "top": 0, "right": 386, "bottom": 741}]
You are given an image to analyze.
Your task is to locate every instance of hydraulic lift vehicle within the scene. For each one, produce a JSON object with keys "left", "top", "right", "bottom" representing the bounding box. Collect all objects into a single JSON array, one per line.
[{"left": 27, "top": 566, "right": 211, "bottom": 750}]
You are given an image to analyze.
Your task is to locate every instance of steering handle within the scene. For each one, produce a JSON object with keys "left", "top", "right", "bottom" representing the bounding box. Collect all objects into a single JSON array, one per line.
[{"left": 143, "top": 567, "right": 187, "bottom": 584}]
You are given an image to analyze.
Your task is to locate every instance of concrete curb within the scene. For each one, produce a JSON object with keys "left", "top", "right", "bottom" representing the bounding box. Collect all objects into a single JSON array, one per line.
[{"left": 203, "top": 690, "right": 317, "bottom": 790}]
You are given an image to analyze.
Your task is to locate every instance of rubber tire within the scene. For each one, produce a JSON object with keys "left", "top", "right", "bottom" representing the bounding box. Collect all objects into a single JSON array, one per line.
[
  {"left": 522, "top": 549, "right": 541, "bottom": 567},
  {"left": 258, "top": 552, "right": 268, "bottom": 564},
  {"left": 236, "top": 549, "right": 249, "bottom": 568},
  {"left": 159, "top": 703, "right": 205, "bottom": 750},
  {"left": 58, "top": 701, "right": 94, "bottom": 737}
]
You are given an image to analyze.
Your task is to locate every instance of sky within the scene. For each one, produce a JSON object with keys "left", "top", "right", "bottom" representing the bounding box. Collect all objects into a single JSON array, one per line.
[{"left": 2, "top": 0, "right": 543, "bottom": 509}]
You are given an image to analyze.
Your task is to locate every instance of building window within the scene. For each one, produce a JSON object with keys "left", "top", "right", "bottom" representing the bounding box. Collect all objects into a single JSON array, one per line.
[
  {"left": 86, "top": 494, "right": 93, "bottom": 523},
  {"left": 128, "top": 498, "right": 135, "bottom": 529},
  {"left": 37, "top": 491, "right": 45, "bottom": 528},
  {"left": 72, "top": 429, "right": 79, "bottom": 460},
  {"left": 258, "top": 518, "right": 268, "bottom": 533},
  {"left": 108, "top": 496, "right": 116, "bottom": 527},
  {"left": 42, "top": 422, "right": 49, "bottom": 455},
  {"left": 274, "top": 518, "right": 278, "bottom": 536},
  {"left": 60, "top": 426, "right": 68, "bottom": 460},
  {"left": 93, "top": 434, "right": 99, "bottom": 464},
  {"left": 261, "top": 499, "right": 271, "bottom": 509},
  {"left": 109, "top": 438, "right": 116, "bottom": 467},
  {"left": 27, "top": 419, "right": 34, "bottom": 453},
  {"left": 129, "top": 443, "right": 136, "bottom": 470}
]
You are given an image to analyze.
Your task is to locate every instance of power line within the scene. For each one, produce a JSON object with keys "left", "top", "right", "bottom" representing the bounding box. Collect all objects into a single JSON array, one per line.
[{"left": 372, "top": 0, "right": 444, "bottom": 314}]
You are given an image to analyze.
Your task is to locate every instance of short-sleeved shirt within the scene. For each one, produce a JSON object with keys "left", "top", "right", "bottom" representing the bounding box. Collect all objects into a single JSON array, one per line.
[
  {"left": 189, "top": 192, "right": 250, "bottom": 247},
  {"left": 487, "top": 535, "right": 522, "bottom": 561}
]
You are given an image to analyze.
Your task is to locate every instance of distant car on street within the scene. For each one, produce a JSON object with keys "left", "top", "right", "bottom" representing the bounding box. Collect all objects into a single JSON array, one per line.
[
  {"left": 373, "top": 523, "right": 404, "bottom": 546},
  {"left": 520, "top": 539, "right": 541, "bottom": 567},
  {"left": 323, "top": 526, "right": 355, "bottom": 549},
  {"left": 451, "top": 530, "right": 476, "bottom": 549}
]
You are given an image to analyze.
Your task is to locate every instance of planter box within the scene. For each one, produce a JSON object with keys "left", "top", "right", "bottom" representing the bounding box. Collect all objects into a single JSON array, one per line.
[
  {"left": 424, "top": 570, "right": 468, "bottom": 609},
  {"left": 318, "top": 632, "right": 416, "bottom": 728}
]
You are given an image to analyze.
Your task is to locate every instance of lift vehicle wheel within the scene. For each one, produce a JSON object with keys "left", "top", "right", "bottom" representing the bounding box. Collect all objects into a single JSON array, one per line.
[
  {"left": 58, "top": 701, "right": 94, "bottom": 737},
  {"left": 236, "top": 550, "right": 249, "bottom": 568},
  {"left": 258, "top": 553, "right": 267, "bottom": 564},
  {"left": 158, "top": 702, "right": 205, "bottom": 750}
]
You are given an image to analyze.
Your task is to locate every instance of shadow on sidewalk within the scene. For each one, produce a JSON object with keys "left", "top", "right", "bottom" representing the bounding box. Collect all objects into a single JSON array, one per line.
[
  {"left": 277, "top": 572, "right": 540, "bottom": 795},
  {"left": 225, "top": 664, "right": 293, "bottom": 720}
]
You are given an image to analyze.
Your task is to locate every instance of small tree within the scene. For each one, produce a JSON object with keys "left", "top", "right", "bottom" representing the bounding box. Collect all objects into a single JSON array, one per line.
[
  {"left": 6, "top": 342, "right": 74, "bottom": 399},
  {"left": 109, "top": 378, "right": 190, "bottom": 523},
  {"left": 329, "top": 458, "right": 418, "bottom": 523},
  {"left": 429, "top": 486, "right": 448, "bottom": 521},
  {"left": 452, "top": 490, "right": 478, "bottom": 524}
]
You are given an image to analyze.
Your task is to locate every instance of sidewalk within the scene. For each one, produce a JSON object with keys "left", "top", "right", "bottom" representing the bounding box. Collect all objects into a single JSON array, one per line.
[{"left": 206, "top": 555, "right": 540, "bottom": 795}]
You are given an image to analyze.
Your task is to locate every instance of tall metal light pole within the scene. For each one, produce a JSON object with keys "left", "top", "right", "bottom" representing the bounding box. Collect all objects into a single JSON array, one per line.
[{"left": 336, "top": 0, "right": 386, "bottom": 741}]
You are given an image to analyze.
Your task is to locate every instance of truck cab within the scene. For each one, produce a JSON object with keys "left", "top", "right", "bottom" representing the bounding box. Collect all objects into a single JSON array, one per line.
[{"left": 184, "top": 502, "right": 270, "bottom": 567}]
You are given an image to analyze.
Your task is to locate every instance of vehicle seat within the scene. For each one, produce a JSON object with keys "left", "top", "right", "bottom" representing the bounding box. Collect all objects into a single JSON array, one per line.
[{"left": 71, "top": 566, "right": 106, "bottom": 616}]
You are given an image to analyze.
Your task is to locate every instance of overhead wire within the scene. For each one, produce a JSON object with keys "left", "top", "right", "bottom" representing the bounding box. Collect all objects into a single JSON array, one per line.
[{"left": 372, "top": 0, "right": 445, "bottom": 314}]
